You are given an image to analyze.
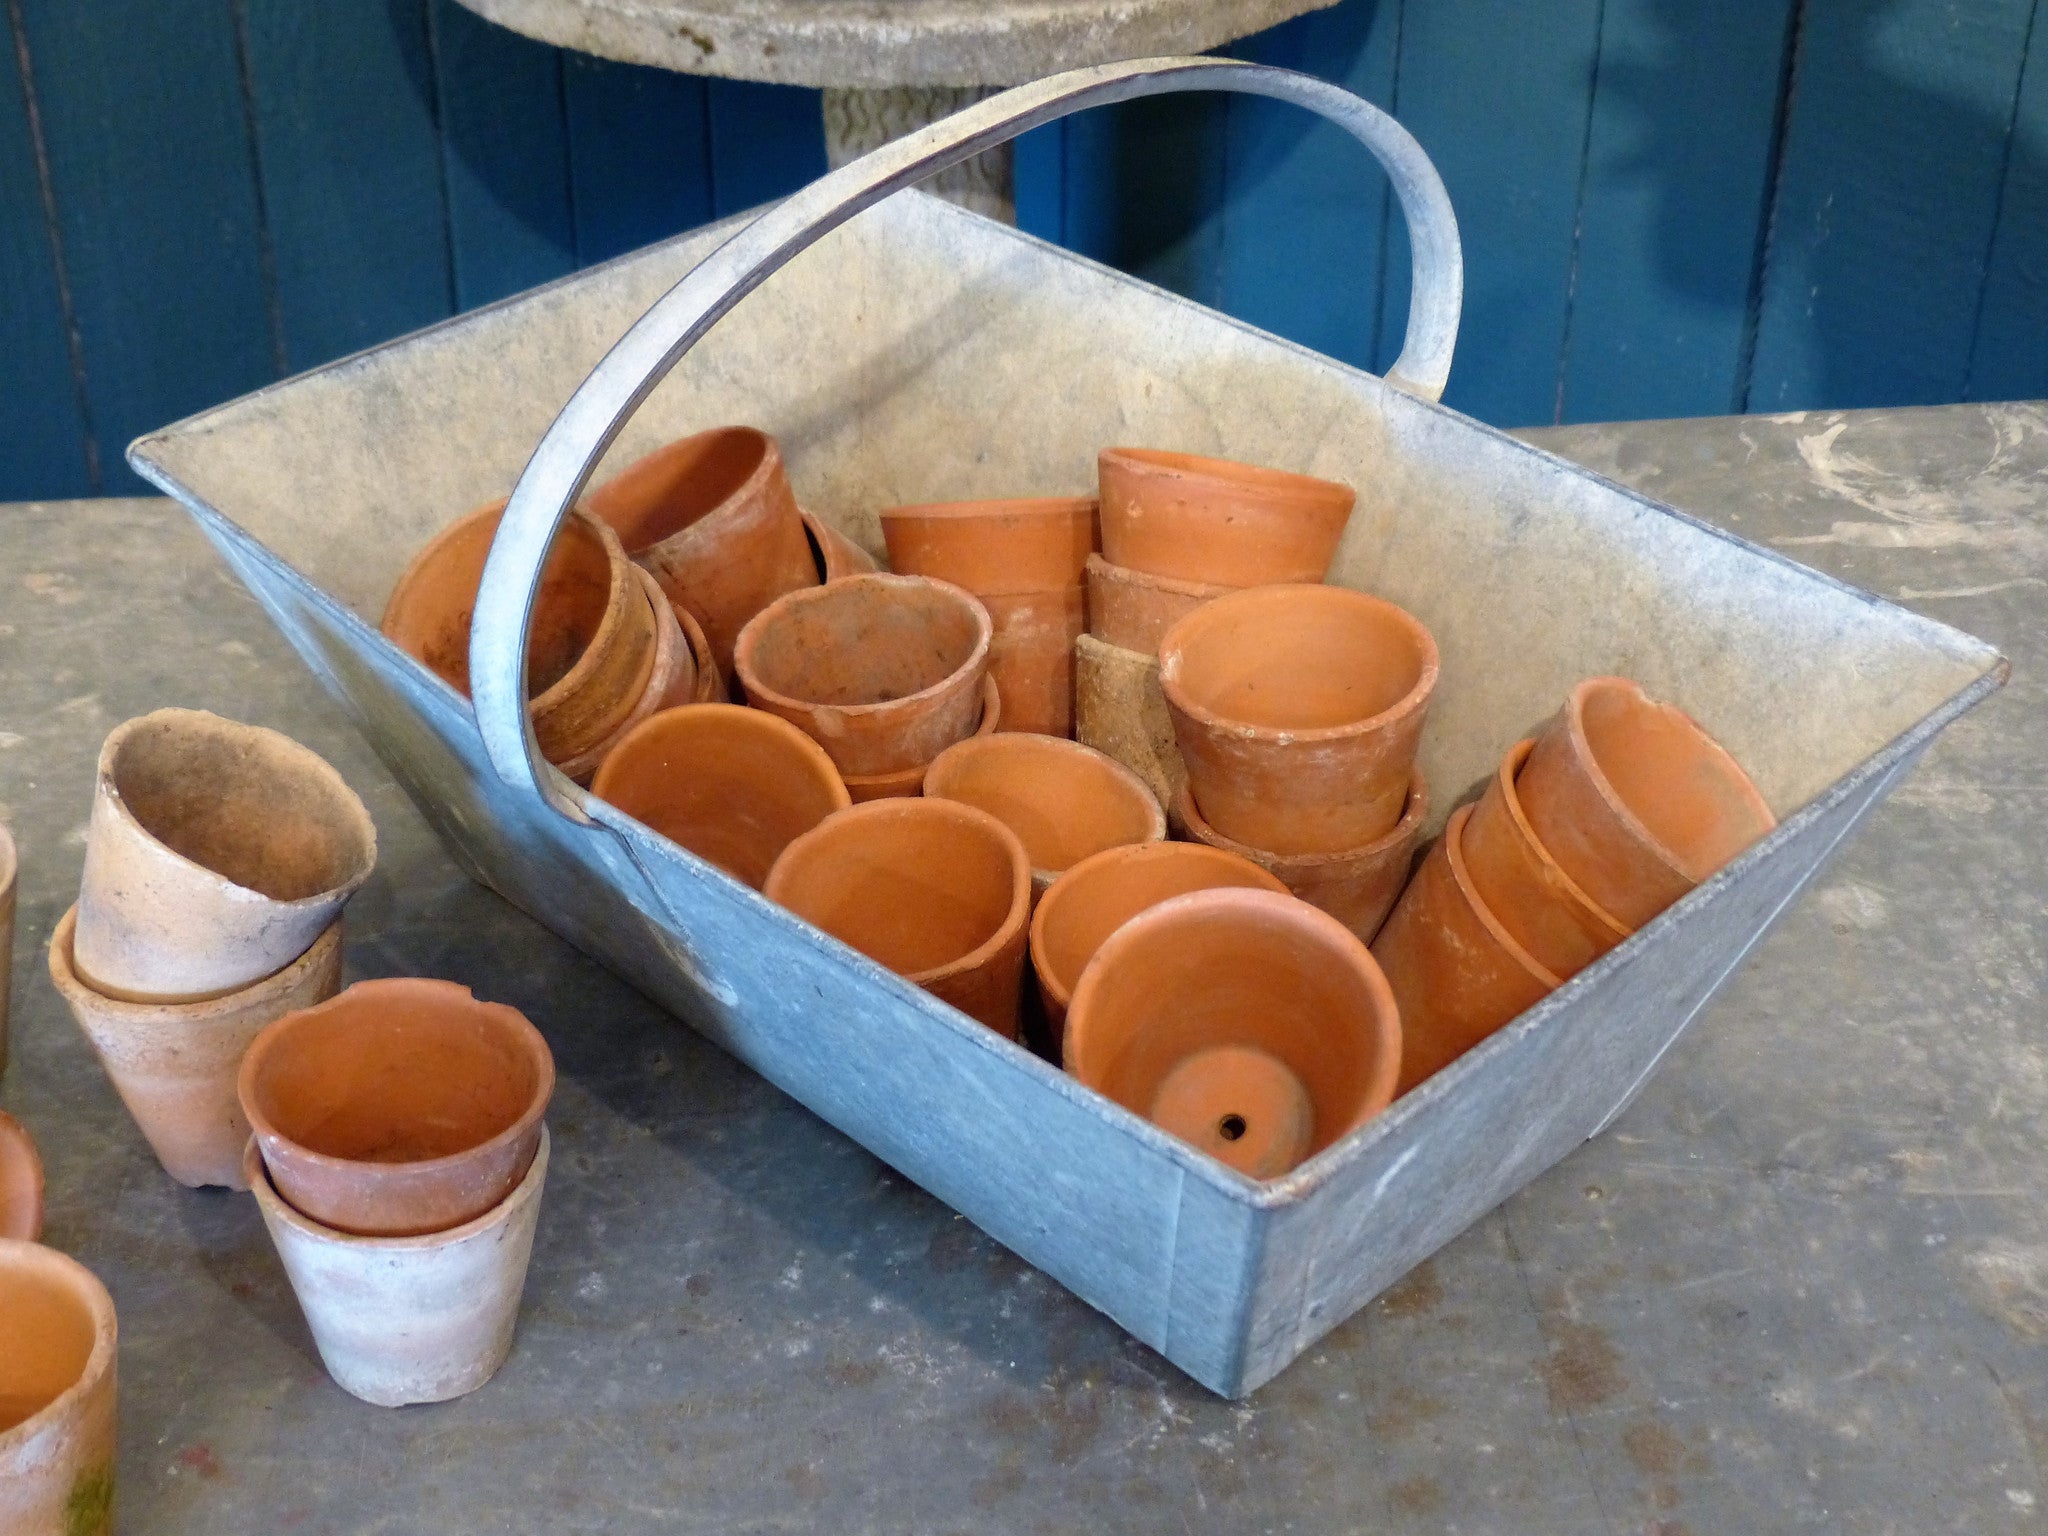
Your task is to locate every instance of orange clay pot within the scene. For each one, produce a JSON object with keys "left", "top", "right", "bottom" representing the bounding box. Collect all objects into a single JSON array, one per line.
[
  {"left": 1029, "top": 841, "right": 1287, "bottom": 1044},
  {"left": 1462, "top": 738, "right": 1632, "bottom": 978},
  {"left": 239, "top": 978, "right": 554, "bottom": 1238},
  {"left": 1097, "top": 447, "right": 1354, "bottom": 586},
  {"left": 0, "top": 1111, "right": 42, "bottom": 1241},
  {"left": 981, "top": 586, "right": 1086, "bottom": 738},
  {"left": 764, "top": 799, "right": 1030, "bottom": 1038},
  {"left": 1371, "top": 804, "right": 1562, "bottom": 1097},
  {"left": 1174, "top": 768, "right": 1427, "bottom": 945},
  {"left": 1159, "top": 584, "right": 1438, "bottom": 856},
  {"left": 592, "top": 704, "right": 850, "bottom": 889},
  {"left": 584, "top": 426, "right": 819, "bottom": 676},
  {"left": 1064, "top": 888, "right": 1400, "bottom": 1179},
  {"left": 843, "top": 675, "right": 1000, "bottom": 802},
  {"left": 0, "top": 1240, "right": 118, "bottom": 1535},
  {"left": 802, "top": 510, "right": 881, "bottom": 581},
  {"left": 734, "top": 572, "right": 992, "bottom": 777},
  {"left": 923, "top": 733, "right": 1165, "bottom": 900},
  {"left": 1084, "top": 554, "right": 1235, "bottom": 656},
  {"left": 554, "top": 567, "right": 701, "bottom": 785},
  {"left": 1517, "top": 677, "right": 1777, "bottom": 930},
  {"left": 878, "top": 496, "right": 1098, "bottom": 595}
]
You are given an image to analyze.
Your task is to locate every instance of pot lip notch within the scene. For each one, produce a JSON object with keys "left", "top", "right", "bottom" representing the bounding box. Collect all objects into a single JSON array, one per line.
[{"left": 0, "top": 1237, "right": 117, "bottom": 1456}]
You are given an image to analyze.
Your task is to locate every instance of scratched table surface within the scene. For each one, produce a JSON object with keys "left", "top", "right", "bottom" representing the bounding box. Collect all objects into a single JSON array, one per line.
[{"left": 0, "top": 401, "right": 2042, "bottom": 1534}]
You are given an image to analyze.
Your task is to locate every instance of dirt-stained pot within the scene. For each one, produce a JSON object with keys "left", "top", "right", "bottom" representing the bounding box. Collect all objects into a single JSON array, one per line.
[
  {"left": 1084, "top": 554, "right": 1235, "bottom": 656},
  {"left": 1516, "top": 677, "right": 1778, "bottom": 931},
  {"left": 72, "top": 709, "right": 372, "bottom": 1004},
  {"left": 1097, "top": 447, "right": 1354, "bottom": 587},
  {"left": 0, "top": 1239, "right": 117, "bottom": 1536},
  {"left": 50, "top": 904, "right": 344, "bottom": 1190},
  {"left": 0, "top": 1110, "right": 42, "bottom": 1241},
  {"left": 1159, "top": 584, "right": 1438, "bottom": 857},
  {"left": 1074, "top": 634, "right": 1185, "bottom": 811},
  {"left": 1064, "top": 887, "right": 1401, "bottom": 1180},
  {"left": 879, "top": 496, "right": 1098, "bottom": 595},
  {"left": 553, "top": 567, "right": 702, "bottom": 785},
  {"left": 734, "top": 572, "right": 993, "bottom": 777},
  {"left": 842, "top": 675, "right": 1000, "bottom": 802},
  {"left": 1174, "top": 768, "right": 1427, "bottom": 946},
  {"left": 980, "top": 586, "right": 1087, "bottom": 738},
  {"left": 0, "top": 821, "right": 13, "bottom": 1077},
  {"left": 239, "top": 978, "right": 554, "bottom": 1238},
  {"left": 1371, "top": 804, "right": 1562, "bottom": 1096},
  {"left": 584, "top": 426, "right": 819, "bottom": 677},
  {"left": 802, "top": 509, "right": 881, "bottom": 582},
  {"left": 591, "top": 703, "right": 851, "bottom": 889},
  {"left": 764, "top": 799, "right": 1031, "bottom": 1039},
  {"left": 245, "top": 1129, "right": 548, "bottom": 1408}
]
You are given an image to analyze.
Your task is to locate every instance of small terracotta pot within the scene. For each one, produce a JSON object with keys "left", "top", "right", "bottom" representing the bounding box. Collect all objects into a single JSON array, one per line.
[
  {"left": 982, "top": 586, "right": 1087, "bottom": 738},
  {"left": 1174, "top": 769, "right": 1427, "bottom": 945},
  {"left": 764, "top": 799, "right": 1030, "bottom": 1038},
  {"left": 1160, "top": 584, "right": 1438, "bottom": 857},
  {"left": 584, "top": 426, "right": 819, "bottom": 677},
  {"left": 239, "top": 978, "right": 554, "bottom": 1237},
  {"left": 1029, "top": 841, "right": 1287, "bottom": 1043},
  {"left": 0, "top": 821, "right": 14, "bottom": 1077},
  {"left": 553, "top": 568, "right": 701, "bottom": 785},
  {"left": 1462, "top": 738, "right": 1632, "bottom": 978},
  {"left": 592, "top": 704, "right": 850, "bottom": 889},
  {"left": 246, "top": 1129, "right": 548, "bottom": 1408},
  {"left": 0, "top": 1240, "right": 117, "bottom": 1533},
  {"left": 734, "top": 572, "right": 993, "bottom": 777},
  {"left": 50, "top": 904, "right": 344, "bottom": 1189},
  {"left": 72, "top": 710, "right": 373, "bottom": 1004},
  {"left": 1084, "top": 554, "right": 1234, "bottom": 656},
  {"left": 1517, "top": 677, "right": 1777, "bottom": 930},
  {"left": 1074, "top": 633, "right": 1186, "bottom": 811},
  {"left": 1064, "top": 888, "right": 1401, "bottom": 1179},
  {"left": 842, "top": 675, "right": 1000, "bottom": 802},
  {"left": 1371, "top": 804, "right": 1562, "bottom": 1096},
  {"left": 0, "top": 1110, "right": 42, "bottom": 1241},
  {"left": 879, "top": 496, "right": 1098, "bottom": 595},
  {"left": 802, "top": 509, "right": 881, "bottom": 581},
  {"left": 1097, "top": 447, "right": 1354, "bottom": 586},
  {"left": 675, "top": 601, "right": 723, "bottom": 703},
  {"left": 924, "top": 732, "right": 1165, "bottom": 899}
]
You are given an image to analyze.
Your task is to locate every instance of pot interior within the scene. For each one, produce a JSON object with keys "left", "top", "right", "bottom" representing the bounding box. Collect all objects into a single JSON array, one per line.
[
  {"left": 588, "top": 427, "right": 767, "bottom": 552},
  {"left": 0, "top": 1261, "right": 96, "bottom": 1433},
  {"left": 1578, "top": 681, "right": 1774, "bottom": 877},
  {"left": 1171, "top": 588, "right": 1431, "bottom": 732},
  {"left": 748, "top": 581, "right": 983, "bottom": 708}
]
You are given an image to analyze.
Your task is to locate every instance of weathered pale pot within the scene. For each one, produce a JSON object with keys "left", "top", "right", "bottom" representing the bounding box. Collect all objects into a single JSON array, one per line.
[
  {"left": 1064, "top": 887, "right": 1401, "bottom": 1179},
  {"left": 246, "top": 1129, "right": 549, "bottom": 1408},
  {"left": 0, "top": 822, "right": 13, "bottom": 1078},
  {"left": 879, "top": 496, "right": 1098, "bottom": 595},
  {"left": 1084, "top": 554, "right": 1234, "bottom": 656},
  {"left": 981, "top": 586, "right": 1087, "bottom": 738},
  {"left": 1160, "top": 584, "right": 1438, "bottom": 856},
  {"left": 553, "top": 567, "right": 702, "bottom": 785},
  {"left": 0, "top": 1110, "right": 42, "bottom": 1241},
  {"left": 801, "top": 509, "right": 881, "bottom": 581},
  {"left": 1097, "top": 447, "right": 1354, "bottom": 586},
  {"left": 0, "top": 1239, "right": 117, "bottom": 1536},
  {"left": 1073, "top": 633, "right": 1184, "bottom": 811},
  {"left": 240, "top": 977, "right": 555, "bottom": 1237},
  {"left": 842, "top": 675, "right": 1001, "bottom": 802}
]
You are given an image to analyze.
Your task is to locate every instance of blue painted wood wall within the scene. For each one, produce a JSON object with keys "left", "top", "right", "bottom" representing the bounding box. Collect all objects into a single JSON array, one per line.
[{"left": 3, "top": 0, "right": 2043, "bottom": 498}]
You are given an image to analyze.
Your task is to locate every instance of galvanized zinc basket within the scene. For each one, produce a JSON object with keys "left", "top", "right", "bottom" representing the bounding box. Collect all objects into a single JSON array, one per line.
[{"left": 130, "top": 59, "right": 2006, "bottom": 1398}]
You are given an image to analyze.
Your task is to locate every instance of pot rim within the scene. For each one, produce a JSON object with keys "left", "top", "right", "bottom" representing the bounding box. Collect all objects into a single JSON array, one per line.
[
  {"left": 554, "top": 567, "right": 691, "bottom": 783},
  {"left": 1494, "top": 738, "right": 1631, "bottom": 940},
  {"left": 839, "top": 675, "right": 1000, "bottom": 793},
  {"left": 1442, "top": 804, "right": 1563, "bottom": 989},
  {"left": 1174, "top": 768, "right": 1429, "bottom": 871},
  {"left": 1098, "top": 447, "right": 1355, "bottom": 511},
  {"left": 48, "top": 903, "right": 345, "bottom": 1021},
  {"left": 593, "top": 425, "right": 780, "bottom": 561},
  {"left": 0, "top": 1237, "right": 117, "bottom": 1458},
  {"left": 879, "top": 494, "right": 1098, "bottom": 524},
  {"left": 0, "top": 1110, "right": 44, "bottom": 1242},
  {"left": 591, "top": 699, "right": 850, "bottom": 812},
  {"left": 1083, "top": 552, "right": 1237, "bottom": 602},
  {"left": 922, "top": 732, "right": 1166, "bottom": 880}
]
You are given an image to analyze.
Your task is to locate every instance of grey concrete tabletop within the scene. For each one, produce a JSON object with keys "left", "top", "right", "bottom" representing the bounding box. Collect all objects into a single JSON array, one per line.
[{"left": 0, "top": 401, "right": 2041, "bottom": 1534}]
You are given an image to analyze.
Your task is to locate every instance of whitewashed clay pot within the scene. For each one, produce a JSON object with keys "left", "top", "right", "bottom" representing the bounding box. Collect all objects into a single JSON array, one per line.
[{"left": 0, "top": 1239, "right": 118, "bottom": 1536}]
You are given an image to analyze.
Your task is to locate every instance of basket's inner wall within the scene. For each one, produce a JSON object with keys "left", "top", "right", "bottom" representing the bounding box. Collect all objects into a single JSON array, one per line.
[{"left": 139, "top": 193, "right": 1999, "bottom": 824}]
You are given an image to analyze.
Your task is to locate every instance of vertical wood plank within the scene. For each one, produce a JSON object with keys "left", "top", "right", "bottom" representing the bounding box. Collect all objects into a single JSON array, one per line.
[
  {"left": 563, "top": 52, "right": 713, "bottom": 265},
  {"left": 705, "top": 77, "right": 824, "bottom": 216},
  {"left": 1063, "top": 92, "right": 1229, "bottom": 305},
  {"left": 1968, "top": 0, "right": 2048, "bottom": 402},
  {"left": 1749, "top": 0, "right": 2034, "bottom": 411},
  {"left": 1012, "top": 121, "right": 1064, "bottom": 243}
]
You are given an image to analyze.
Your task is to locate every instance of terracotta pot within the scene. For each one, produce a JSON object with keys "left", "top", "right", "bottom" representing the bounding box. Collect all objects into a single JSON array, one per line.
[
  {"left": 50, "top": 904, "right": 343, "bottom": 1189},
  {"left": 924, "top": 732, "right": 1165, "bottom": 900},
  {"left": 674, "top": 600, "right": 723, "bottom": 702},
  {"left": 245, "top": 1130, "right": 548, "bottom": 1408},
  {"left": 1074, "top": 633, "right": 1186, "bottom": 811},
  {"left": 842, "top": 675, "right": 1000, "bottom": 802},
  {"left": 1371, "top": 804, "right": 1562, "bottom": 1096},
  {"left": 239, "top": 978, "right": 554, "bottom": 1237},
  {"left": 734, "top": 572, "right": 992, "bottom": 777},
  {"left": 0, "top": 1110, "right": 42, "bottom": 1241},
  {"left": 982, "top": 586, "right": 1087, "bottom": 738},
  {"left": 1516, "top": 677, "right": 1777, "bottom": 930},
  {"left": 1174, "top": 768, "right": 1427, "bottom": 945},
  {"left": 584, "top": 426, "right": 819, "bottom": 677},
  {"left": 381, "top": 500, "right": 657, "bottom": 764},
  {"left": 1160, "top": 584, "right": 1438, "bottom": 856},
  {"left": 553, "top": 568, "right": 701, "bottom": 785},
  {"left": 764, "top": 799, "right": 1030, "bottom": 1038},
  {"left": 802, "top": 509, "right": 881, "bottom": 581},
  {"left": 0, "top": 821, "right": 13, "bottom": 1077},
  {"left": 72, "top": 710, "right": 372, "bottom": 1004},
  {"left": 1084, "top": 554, "right": 1234, "bottom": 656},
  {"left": 0, "top": 1240, "right": 117, "bottom": 1534},
  {"left": 879, "top": 496, "right": 1098, "bottom": 594},
  {"left": 1029, "top": 841, "right": 1288, "bottom": 1043},
  {"left": 592, "top": 704, "right": 850, "bottom": 889},
  {"left": 1462, "top": 738, "right": 1632, "bottom": 978},
  {"left": 1097, "top": 447, "right": 1354, "bottom": 586},
  {"left": 1064, "top": 888, "right": 1400, "bottom": 1179}
]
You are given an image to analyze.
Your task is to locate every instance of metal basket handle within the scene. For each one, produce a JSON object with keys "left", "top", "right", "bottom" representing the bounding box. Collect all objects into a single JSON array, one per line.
[{"left": 475, "top": 56, "right": 1463, "bottom": 819}]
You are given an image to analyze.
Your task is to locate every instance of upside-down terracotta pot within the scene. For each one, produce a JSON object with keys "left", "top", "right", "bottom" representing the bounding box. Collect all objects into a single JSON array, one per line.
[
  {"left": 1064, "top": 888, "right": 1401, "bottom": 1179},
  {"left": 1097, "top": 447, "right": 1354, "bottom": 586},
  {"left": 1462, "top": 738, "right": 1632, "bottom": 978},
  {"left": 802, "top": 509, "right": 881, "bottom": 581},
  {"left": 1029, "top": 841, "right": 1287, "bottom": 1043},
  {"left": 981, "top": 586, "right": 1087, "bottom": 737},
  {"left": 584, "top": 426, "right": 819, "bottom": 676},
  {"left": 0, "top": 1110, "right": 42, "bottom": 1241},
  {"left": 0, "top": 821, "right": 13, "bottom": 1077},
  {"left": 1371, "top": 804, "right": 1562, "bottom": 1096},
  {"left": 764, "top": 799, "right": 1031, "bottom": 1038},
  {"left": 72, "top": 710, "right": 373, "bottom": 1004},
  {"left": 879, "top": 496, "right": 1098, "bottom": 594},
  {"left": 1517, "top": 677, "right": 1778, "bottom": 930},
  {"left": 591, "top": 703, "right": 850, "bottom": 889},
  {"left": 50, "top": 904, "right": 344, "bottom": 1189},
  {"left": 0, "top": 1239, "right": 117, "bottom": 1536},
  {"left": 842, "top": 675, "right": 1000, "bottom": 802},
  {"left": 1074, "top": 634, "right": 1185, "bottom": 811},
  {"left": 1174, "top": 768, "right": 1427, "bottom": 945},
  {"left": 246, "top": 1130, "right": 548, "bottom": 1408},
  {"left": 924, "top": 732, "right": 1165, "bottom": 900},
  {"left": 735, "top": 573, "right": 993, "bottom": 777},
  {"left": 1160, "top": 584, "right": 1438, "bottom": 857},
  {"left": 240, "top": 978, "right": 554, "bottom": 1237},
  {"left": 553, "top": 568, "right": 701, "bottom": 785},
  {"left": 1084, "top": 554, "right": 1235, "bottom": 656}
]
